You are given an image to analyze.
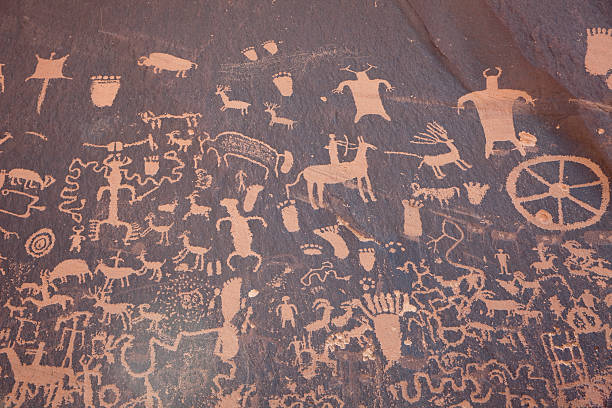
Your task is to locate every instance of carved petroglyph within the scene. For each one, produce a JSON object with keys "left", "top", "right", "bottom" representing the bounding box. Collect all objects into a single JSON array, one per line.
[
  {"left": 174, "top": 231, "right": 211, "bottom": 271},
  {"left": 264, "top": 102, "right": 296, "bottom": 129},
  {"left": 585, "top": 28, "right": 612, "bottom": 88},
  {"left": 138, "top": 52, "right": 197, "bottom": 77},
  {"left": 215, "top": 85, "right": 251, "bottom": 115},
  {"left": 90, "top": 75, "right": 120, "bottom": 107},
  {"left": 506, "top": 155, "right": 609, "bottom": 231},
  {"left": 272, "top": 72, "right": 293, "bottom": 96},
  {"left": 8, "top": 168, "right": 55, "bottom": 190},
  {"left": 387, "top": 122, "right": 471, "bottom": 179},
  {"left": 139, "top": 111, "right": 201, "bottom": 129},
  {"left": 141, "top": 212, "right": 173, "bottom": 245},
  {"left": 458, "top": 67, "right": 533, "bottom": 158},
  {"left": 463, "top": 182, "right": 489, "bottom": 205},
  {"left": 24, "top": 228, "right": 55, "bottom": 258},
  {"left": 286, "top": 136, "right": 377, "bottom": 209},
  {"left": 25, "top": 52, "right": 72, "bottom": 114},
  {"left": 333, "top": 64, "right": 393, "bottom": 122},
  {"left": 412, "top": 183, "right": 460, "bottom": 207},
  {"left": 217, "top": 198, "right": 267, "bottom": 272},
  {"left": 199, "top": 131, "right": 293, "bottom": 179}
]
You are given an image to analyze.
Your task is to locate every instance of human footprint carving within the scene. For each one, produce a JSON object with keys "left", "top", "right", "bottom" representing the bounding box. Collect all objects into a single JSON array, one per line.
[
  {"left": 262, "top": 40, "right": 279, "bottom": 55},
  {"left": 314, "top": 224, "right": 349, "bottom": 259},
  {"left": 333, "top": 64, "right": 393, "bottom": 123},
  {"left": 241, "top": 47, "right": 258, "bottom": 61},
  {"left": 272, "top": 72, "right": 293, "bottom": 96},
  {"left": 585, "top": 28, "right": 612, "bottom": 87}
]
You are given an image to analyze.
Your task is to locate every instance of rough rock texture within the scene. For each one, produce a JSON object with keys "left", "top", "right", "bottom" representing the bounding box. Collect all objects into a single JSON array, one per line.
[{"left": 0, "top": 1, "right": 610, "bottom": 407}]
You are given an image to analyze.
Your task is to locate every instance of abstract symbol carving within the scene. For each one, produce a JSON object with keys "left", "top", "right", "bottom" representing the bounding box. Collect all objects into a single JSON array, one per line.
[
  {"left": 24, "top": 228, "right": 55, "bottom": 258},
  {"left": 506, "top": 155, "right": 609, "bottom": 231}
]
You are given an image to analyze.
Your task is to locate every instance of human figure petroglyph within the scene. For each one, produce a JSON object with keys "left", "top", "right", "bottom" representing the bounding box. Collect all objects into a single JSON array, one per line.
[
  {"left": 138, "top": 52, "right": 197, "bottom": 77},
  {"left": 94, "top": 255, "right": 143, "bottom": 291},
  {"left": 141, "top": 212, "right": 173, "bottom": 245},
  {"left": 530, "top": 243, "right": 558, "bottom": 274},
  {"left": 264, "top": 102, "right": 297, "bottom": 129},
  {"left": 276, "top": 296, "right": 298, "bottom": 328},
  {"left": 68, "top": 225, "right": 86, "bottom": 252},
  {"left": 215, "top": 85, "right": 251, "bottom": 115},
  {"left": 89, "top": 154, "right": 140, "bottom": 245},
  {"left": 235, "top": 170, "right": 247, "bottom": 193},
  {"left": 386, "top": 122, "right": 471, "bottom": 179},
  {"left": 55, "top": 311, "right": 92, "bottom": 368},
  {"left": 458, "top": 67, "right": 533, "bottom": 158},
  {"left": 333, "top": 64, "right": 393, "bottom": 122},
  {"left": 217, "top": 198, "right": 267, "bottom": 272},
  {"left": 20, "top": 271, "right": 74, "bottom": 312},
  {"left": 174, "top": 231, "right": 211, "bottom": 271},
  {"left": 495, "top": 249, "right": 510, "bottom": 275},
  {"left": 25, "top": 52, "right": 72, "bottom": 114},
  {"left": 286, "top": 136, "right": 377, "bottom": 209}
]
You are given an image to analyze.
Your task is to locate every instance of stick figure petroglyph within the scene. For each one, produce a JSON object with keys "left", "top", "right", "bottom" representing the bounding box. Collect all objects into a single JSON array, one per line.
[
  {"left": 333, "top": 64, "right": 393, "bottom": 122},
  {"left": 217, "top": 198, "right": 267, "bottom": 272},
  {"left": 495, "top": 249, "right": 510, "bottom": 275}
]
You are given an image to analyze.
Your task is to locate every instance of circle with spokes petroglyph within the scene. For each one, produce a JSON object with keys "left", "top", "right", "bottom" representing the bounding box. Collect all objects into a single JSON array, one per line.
[{"left": 506, "top": 155, "right": 609, "bottom": 231}]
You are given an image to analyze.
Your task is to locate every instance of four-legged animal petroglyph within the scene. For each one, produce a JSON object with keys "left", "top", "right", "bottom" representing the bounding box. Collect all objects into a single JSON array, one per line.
[{"left": 215, "top": 85, "right": 251, "bottom": 115}]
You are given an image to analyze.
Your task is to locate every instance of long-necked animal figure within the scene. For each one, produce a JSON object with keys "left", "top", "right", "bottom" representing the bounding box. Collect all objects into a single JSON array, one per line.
[{"left": 286, "top": 136, "right": 377, "bottom": 209}]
